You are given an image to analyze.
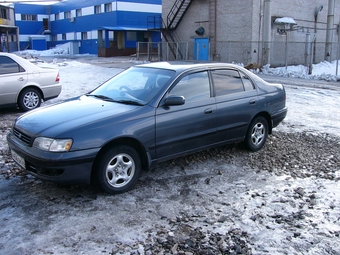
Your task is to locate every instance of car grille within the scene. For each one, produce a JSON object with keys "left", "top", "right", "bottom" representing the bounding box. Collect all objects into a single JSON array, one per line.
[{"left": 13, "top": 128, "right": 32, "bottom": 145}]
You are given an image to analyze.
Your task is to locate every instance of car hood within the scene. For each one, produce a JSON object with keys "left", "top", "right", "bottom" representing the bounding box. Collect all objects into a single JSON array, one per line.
[{"left": 15, "top": 95, "right": 145, "bottom": 137}]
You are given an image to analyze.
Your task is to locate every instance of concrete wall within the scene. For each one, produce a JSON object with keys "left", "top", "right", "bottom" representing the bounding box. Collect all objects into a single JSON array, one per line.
[{"left": 163, "top": 0, "right": 340, "bottom": 66}]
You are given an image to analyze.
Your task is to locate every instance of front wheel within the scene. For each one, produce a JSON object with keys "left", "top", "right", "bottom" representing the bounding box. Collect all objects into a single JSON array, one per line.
[
  {"left": 244, "top": 116, "right": 268, "bottom": 151},
  {"left": 94, "top": 145, "right": 141, "bottom": 194},
  {"left": 18, "top": 88, "right": 42, "bottom": 111}
]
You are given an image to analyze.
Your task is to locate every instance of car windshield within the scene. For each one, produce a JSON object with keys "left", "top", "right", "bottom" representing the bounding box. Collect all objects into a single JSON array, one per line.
[{"left": 88, "top": 67, "right": 174, "bottom": 105}]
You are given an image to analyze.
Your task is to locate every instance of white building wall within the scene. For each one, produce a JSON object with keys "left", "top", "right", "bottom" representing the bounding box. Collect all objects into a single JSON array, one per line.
[
  {"left": 37, "top": 14, "right": 48, "bottom": 22},
  {"left": 82, "top": 6, "right": 94, "bottom": 16},
  {"left": 91, "top": 30, "right": 98, "bottom": 40}
]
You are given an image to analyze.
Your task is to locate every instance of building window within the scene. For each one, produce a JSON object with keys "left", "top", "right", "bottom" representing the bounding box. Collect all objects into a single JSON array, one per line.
[
  {"left": 127, "top": 32, "right": 136, "bottom": 41},
  {"left": 0, "top": 8, "right": 9, "bottom": 19},
  {"left": 76, "top": 9, "right": 82, "bottom": 17},
  {"left": 64, "top": 11, "right": 71, "bottom": 19},
  {"left": 105, "top": 3, "right": 112, "bottom": 12},
  {"left": 62, "top": 34, "right": 66, "bottom": 40},
  {"left": 21, "top": 14, "right": 37, "bottom": 21},
  {"left": 95, "top": 5, "right": 101, "bottom": 14},
  {"left": 55, "top": 13, "right": 60, "bottom": 20},
  {"left": 52, "top": 35, "right": 57, "bottom": 41},
  {"left": 81, "top": 32, "right": 88, "bottom": 40}
]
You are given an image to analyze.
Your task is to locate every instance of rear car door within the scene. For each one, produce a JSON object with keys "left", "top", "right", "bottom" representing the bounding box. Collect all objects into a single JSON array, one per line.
[
  {"left": 212, "top": 68, "right": 259, "bottom": 142},
  {"left": 0, "top": 55, "right": 27, "bottom": 106},
  {"left": 155, "top": 70, "right": 217, "bottom": 160}
]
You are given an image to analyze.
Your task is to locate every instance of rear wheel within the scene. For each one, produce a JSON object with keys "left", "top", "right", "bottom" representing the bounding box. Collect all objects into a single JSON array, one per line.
[
  {"left": 245, "top": 116, "right": 268, "bottom": 151},
  {"left": 18, "top": 88, "right": 41, "bottom": 111},
  {"left": 94, "top": 145, "right": 141, "bottom": 194}
]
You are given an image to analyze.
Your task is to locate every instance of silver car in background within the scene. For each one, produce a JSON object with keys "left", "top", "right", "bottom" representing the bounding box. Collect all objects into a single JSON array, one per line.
[{"left": 0, "top": 52, "right": 61, "bottom": 111}]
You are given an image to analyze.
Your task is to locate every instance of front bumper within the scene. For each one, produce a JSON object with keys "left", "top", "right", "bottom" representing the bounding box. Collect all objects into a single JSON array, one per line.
[{"left": 7, "top": 132, "right": 99, "bottom": 184}]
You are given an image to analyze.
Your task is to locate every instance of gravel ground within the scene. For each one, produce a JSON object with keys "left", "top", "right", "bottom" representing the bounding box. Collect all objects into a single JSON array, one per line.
[{"left": 0, "top": 109, "right": 339, "bottom": 254}]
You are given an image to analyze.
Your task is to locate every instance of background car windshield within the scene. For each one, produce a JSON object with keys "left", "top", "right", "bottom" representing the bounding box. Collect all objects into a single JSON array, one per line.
[{"left": 91, "top": 67, "right": 174, "bottom": 104}]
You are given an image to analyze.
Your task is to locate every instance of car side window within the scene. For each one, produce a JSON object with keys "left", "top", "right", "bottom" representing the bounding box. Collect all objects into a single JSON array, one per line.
[
  {"left": 169, "top": 71, "right": 210, "bottom": 103},
  {"left": 0, "top": 56, "right": 25, "bottom": 75},
  {"left": 212, "top": 69, "right": 245, "bottom": 96},
  {"left": 240, "top": 73, "right": 255, "bottom": 91}
]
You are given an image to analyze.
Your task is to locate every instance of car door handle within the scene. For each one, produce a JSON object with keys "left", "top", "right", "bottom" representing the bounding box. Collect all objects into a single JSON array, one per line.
[
  {"left": 18, "top": 77, "right": 24, "bottom": 81},
  {"left": 249, "top": 100, "right": 256, "bottom": 105},
  {"left": 204, "top": 108, "right": 214, "bottom": 114}
]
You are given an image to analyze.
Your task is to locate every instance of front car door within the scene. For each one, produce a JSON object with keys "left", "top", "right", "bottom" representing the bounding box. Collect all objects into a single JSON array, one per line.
[
  {"left": 211, "top": 68, "right": 259, "bottom": 142},
  {"left": 0, "top": 55, "right": 27, "bottom": 106},
  {"left": 155, "top": 70, "right": 217, "bottom": 160}
]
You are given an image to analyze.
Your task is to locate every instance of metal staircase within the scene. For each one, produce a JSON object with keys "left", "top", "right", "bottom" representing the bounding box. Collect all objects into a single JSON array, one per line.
[
  {"left": 167, "top": 0, "right": 193, "bottom": 30},
  {"left": 146, "top": 0, "right": 194, "bottom": 60},
  {"left": 162, "top": 0, "right": 193, "bottom": 59}
]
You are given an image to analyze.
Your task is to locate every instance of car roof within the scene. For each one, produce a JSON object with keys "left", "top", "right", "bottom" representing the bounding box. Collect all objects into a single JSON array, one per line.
[
  {"left": 135, "top": 61, "right": 243, "bottom": 72},
  {"left": 0, "top": 52, "right": 28, "bottom": 62},
  {"left": 0, "top": 52, "right": 41, "bottom": 70}
]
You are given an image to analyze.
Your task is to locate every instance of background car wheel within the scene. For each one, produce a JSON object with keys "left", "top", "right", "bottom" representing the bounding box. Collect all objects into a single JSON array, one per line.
[
  {"left": 245, "top": 116, "right": 268, "bottom": 152},
  {"left": 95, "top": 145, "right": 141, "bottom": 194},
  {"left": 18, "top": 88, "right": 42, "bottom": 111}
]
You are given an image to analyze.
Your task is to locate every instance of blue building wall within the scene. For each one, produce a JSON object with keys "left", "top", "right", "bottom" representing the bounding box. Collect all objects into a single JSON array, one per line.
[{"left": 14, "top": 0, "right": 162, "bottom": 55}]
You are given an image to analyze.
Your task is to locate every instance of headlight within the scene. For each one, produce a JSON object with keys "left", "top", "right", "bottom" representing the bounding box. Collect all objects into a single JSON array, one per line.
[{"left": 33, "top": 137, "right": 73, "bottom": 152}]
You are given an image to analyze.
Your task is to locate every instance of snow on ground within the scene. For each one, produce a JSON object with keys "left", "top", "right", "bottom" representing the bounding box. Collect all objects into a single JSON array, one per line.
[{"left": 0, "top": 49, "right": 339, "bottom": 254}]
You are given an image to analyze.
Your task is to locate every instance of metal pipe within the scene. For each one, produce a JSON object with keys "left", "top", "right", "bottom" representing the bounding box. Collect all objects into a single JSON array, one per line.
[
  {"left": 325, "top": 0, "right": 335, "bottom": 62},
  {"left": 262, "top": 0, "right": 271, "bottom": 65},
  {"left": 214, "top": 0, "right": 217, "bottom": 57}
]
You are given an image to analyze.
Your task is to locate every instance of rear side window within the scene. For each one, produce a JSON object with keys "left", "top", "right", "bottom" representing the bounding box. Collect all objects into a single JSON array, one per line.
[
  {"left": 240, "top": 73, "right": 255, "bottom": 91},
  {"left": 212, "top": 69, "right": 245, "bottom": 96},
  {"left": 169, "top": 71, "right": 210, "bottom": 103},
  {"left": 0, "top": 56, "right": 25, "bottom": 75}
]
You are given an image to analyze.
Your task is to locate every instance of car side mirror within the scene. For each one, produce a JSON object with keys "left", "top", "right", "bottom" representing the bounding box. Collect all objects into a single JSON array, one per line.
[{"left": 162, "top": 95, "right": 185, "bottom": 106}]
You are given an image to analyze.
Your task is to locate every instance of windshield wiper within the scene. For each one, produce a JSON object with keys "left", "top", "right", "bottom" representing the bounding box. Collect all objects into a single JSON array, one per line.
[
  {"left": 116, "top": 100, "right": 144, "bottom": 106},
  {"left": 87, "top": 94, "right": 143, "bottom": 105},
  {"left": 86, "top": 94, "right": 115, "bottom": 102}
]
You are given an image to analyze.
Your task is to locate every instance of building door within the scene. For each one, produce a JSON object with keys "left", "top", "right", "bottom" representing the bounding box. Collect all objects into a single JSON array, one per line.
[
  {"left": 194, "top": 38, "right": 209, "bottom": 60},
  {"left": 43, "top": 18, "right": 49, "bottom": 31}
]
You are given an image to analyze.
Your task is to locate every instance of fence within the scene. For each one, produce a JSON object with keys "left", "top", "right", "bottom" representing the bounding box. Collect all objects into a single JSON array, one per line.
[{"left": 136, "top": 41, "right": 340, "bottom": 69}]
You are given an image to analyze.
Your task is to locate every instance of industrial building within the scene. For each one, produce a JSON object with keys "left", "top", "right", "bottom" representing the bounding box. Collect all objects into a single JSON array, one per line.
[
  {"left": 160, "top": 0, "right": 340, "bottom": 67},
  {"left": 1, "top": 0, "right": 162, "bottom": 56},
  {"left": 2, "top": 0, "right": 340, "bottom": 67}
]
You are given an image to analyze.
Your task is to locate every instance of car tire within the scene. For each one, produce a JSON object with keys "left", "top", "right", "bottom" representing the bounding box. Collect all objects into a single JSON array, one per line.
[
  {"left": 245, "top": 116, "right": 268, "bottom": 152},
  {"left": 95, "top": 145, "right": 141, "bottom": 194},
  {"left": 18, "top": 88, "right": 42, "bottom": 111}
]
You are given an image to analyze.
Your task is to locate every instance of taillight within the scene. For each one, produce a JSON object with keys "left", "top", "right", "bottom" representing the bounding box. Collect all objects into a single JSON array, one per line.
[{"left": 56, "top": 73, "right": 60, "bottom": 82}]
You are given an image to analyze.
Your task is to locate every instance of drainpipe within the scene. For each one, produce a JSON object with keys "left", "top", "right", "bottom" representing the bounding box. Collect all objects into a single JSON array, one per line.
[
  {"left": 262, "top": 0, "right": 271, "bottom": 66},
  {"left": 325, "top": 0, "right": 335, "bottom": 62},
  {"left": 214, "top": 0, "right": 217, "bottom": 57}
]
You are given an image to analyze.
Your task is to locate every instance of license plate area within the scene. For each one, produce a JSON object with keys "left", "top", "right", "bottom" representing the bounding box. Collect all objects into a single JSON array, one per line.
[{"left": 11, "top": 150, "right": 26, "bottom": 169}]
